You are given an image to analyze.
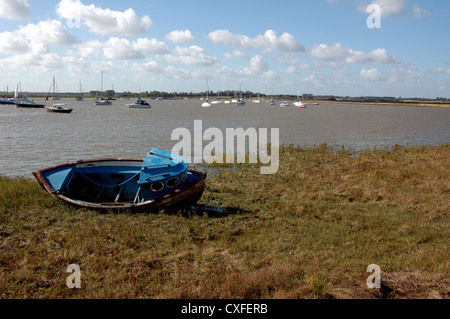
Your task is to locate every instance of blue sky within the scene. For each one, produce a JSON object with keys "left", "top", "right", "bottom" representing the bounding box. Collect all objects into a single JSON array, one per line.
[{"left": 0, "top": 0, "right": 449, "bottom": 98}]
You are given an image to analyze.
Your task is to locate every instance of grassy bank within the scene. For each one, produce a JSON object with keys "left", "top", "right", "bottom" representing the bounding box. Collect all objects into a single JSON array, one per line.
[{"left": 0, "top": 144, "right": 448, "bottom": 299}]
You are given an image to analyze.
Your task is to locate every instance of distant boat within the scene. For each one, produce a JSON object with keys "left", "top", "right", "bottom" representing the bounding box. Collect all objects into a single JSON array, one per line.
[
  {"left": 252, "top": 93, "right": 261, "bottom": 103},
  {"left": 0, "top": 85, "right": 15, "bottom": 104},
  {"left": 32, "top": 148, "right": 207, "bottom": 212},
  {"left": 126, "top": 97, "right": 151, "bottom": 108},
  {"left": 269, "top": 99, "right": 275, "bottom": 105},
  {"left": 14, "top": 81, "right": 45, "bottom": 108},
  {"left": 15, "top": 99, "right": 45, "bottom": 108},
  {"left": 236, "top": 84, "right": 246, "bottom": 106},
  {"left": 0, "top": 97, "right": 15, "bottom": 105},
  {"left": 293, "top": 89, "right": 306, "bottom": 108},
  {"left": 46, "top": 76, "right": 73, "bottom": 113},
  {"left": 75, "top": 79, "right": 84, "bottom": 101},
  {"left": 211, "top": 98, "right": 224, "bottom": 105},
  {"left": 202, "top": 78, "right": 211, "bottom": 107},
  {"left": 293, "top": 100, "right": 306, "bottom": 108},
  {"left": 280, "top": 101, "right": 289, "bottom": 107},
  {"left": 95, "top": 71, "right": 112, "bottom": 105}
]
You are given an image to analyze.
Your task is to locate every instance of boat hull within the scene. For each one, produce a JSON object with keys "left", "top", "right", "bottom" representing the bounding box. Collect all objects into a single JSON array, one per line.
[
  {"left": 32, "top": 158, "right": 206, "bottom": 212},
  {"left": 127, "top": 104, "right": 151, "bottom": 108},
  {"left": 46, "top": 108, "right": 73, "bottom": 113},
  {"left": 16, "top": 103, "right": 45, "bottom": 108}
]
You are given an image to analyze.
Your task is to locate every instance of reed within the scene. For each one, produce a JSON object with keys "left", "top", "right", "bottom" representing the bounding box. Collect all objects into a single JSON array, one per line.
[{"left": 0, "top": 144, "right": 448, "bottom": 299}]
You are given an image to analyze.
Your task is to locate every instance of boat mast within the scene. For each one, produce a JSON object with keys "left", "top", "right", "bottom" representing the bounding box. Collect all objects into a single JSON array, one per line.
[{"left": 101, "top": 71, "right": 103, "bottom": 99}]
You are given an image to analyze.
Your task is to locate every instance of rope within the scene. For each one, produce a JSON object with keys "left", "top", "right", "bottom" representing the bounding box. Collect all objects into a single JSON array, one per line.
[{"left": 74, "top": 168, "right": 140, "bottom": 188}]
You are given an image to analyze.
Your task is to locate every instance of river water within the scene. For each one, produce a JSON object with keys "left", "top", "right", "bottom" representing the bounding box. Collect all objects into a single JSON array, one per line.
[{"left": 1, "top": 98, "right": 449, "bottom": 177}]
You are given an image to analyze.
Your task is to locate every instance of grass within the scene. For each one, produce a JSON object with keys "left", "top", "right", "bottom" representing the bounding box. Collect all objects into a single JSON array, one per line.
[{"left": 0, "top": 144, "right": 448, "bottom": 299}]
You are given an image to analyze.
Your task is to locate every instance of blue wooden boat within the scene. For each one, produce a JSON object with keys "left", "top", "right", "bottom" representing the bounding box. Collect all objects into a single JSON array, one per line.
[{"left": 32, "top": 148, "right": 206, "bottom": 212}]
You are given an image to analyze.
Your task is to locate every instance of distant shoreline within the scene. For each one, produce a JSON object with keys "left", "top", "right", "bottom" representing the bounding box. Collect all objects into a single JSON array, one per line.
[
  {"left": 308, "top": 100, "right": 450, "bottom": 109},
  {"left": 2, "top": 94, "right": 449, "bottom": 109}
]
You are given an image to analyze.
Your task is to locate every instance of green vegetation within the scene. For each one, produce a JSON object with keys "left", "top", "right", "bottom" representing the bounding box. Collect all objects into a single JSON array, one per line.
[{"left": 0, "top": 144, "right": 448, "bottom": 299}]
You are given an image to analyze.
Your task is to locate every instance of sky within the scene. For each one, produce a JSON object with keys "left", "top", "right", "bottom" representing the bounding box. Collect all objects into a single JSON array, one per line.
[{"left": 0, "top": 0, "right": 449, "bottom": 98}]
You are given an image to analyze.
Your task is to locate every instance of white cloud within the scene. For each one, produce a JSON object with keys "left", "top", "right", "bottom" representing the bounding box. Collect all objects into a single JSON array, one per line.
[
  {"left": 134, "top": 38, "right": 169, "bottom": 54},
  {"left": 208, "top": 29, "right": 304, "bottom": 53},
  {"left": 429, "top": 68, "right": 450, "bottom": 75},
  {"left": 163, "top": 46, "right": 217, "bottom": 66},
  {"left": 56, "top": 0, "right": 152, "bottom": 36},
  {"left": 0, "top": 0, "right": 30, "bottom": 20},
  {"left": 413, "top": 4, "right": 431, "bottom": 18},
  {"left": 359, "top": 0, "right": 406, "bottom": 17},
  {"left": 360, "top": 67, "right": 425, "bottom": 83},
  {"left": 0, "top": 19, "right": 78, "bottom": 55},
  {"left": 236, "top": 55, "right": 276, "bottom": 80},
  {"left": 360, "top": 68, "right": 384, "bottom": 81},
  {"left": 310, "top": 43, "right": 399, "bottom": 65},
  {"left": 17, "top": 19, "right": 79, "bottom": 46},
  {"left": 103, "top": 37, "right": 144, "bottom": 60},
  {"left": 165, "top": 30, "right": 196, "bottom": 44},
  {"left": 133, "top": 59, "right": 162, "bottom": 73},
  {"left": 224, "top": 50, "right": 248, "bottom": 60},
  {"left": 280, "top": 66, "right": 297, "bottom": 74},
  {"left": 248, "top": 55, "right": 269, "bottom": 73},
  {"left": 63, "top": 56, "right": 90, "bottom": 75},
  {"left": 1, "top": 46, "right": 63, "bottom": 72},
  {"left": 0, "top": 31, "right": 30, "bottom": 52},
  {"left": 71, "top": 37, "right": 168, "bottom": 60}
]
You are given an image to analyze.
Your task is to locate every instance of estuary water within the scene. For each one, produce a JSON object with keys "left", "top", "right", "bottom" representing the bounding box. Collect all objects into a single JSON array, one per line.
[{"left": 0, "top": 98, "right": 449, "bottom": 177}]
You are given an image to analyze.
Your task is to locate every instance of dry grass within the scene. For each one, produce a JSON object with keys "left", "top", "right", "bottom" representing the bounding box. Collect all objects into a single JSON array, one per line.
[{"left": 0, "top": 144, "right": 448, "bottom": 299}]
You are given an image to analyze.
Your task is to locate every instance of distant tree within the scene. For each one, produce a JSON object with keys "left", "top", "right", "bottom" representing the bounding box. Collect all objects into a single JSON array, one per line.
[{"left": 104, "top": 90, "right": 115, "bottom": 97}]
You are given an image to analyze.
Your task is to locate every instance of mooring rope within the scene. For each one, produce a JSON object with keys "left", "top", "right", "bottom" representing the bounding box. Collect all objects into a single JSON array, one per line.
[{"left": 74, "top": 168, "right": 140, "bottom": 188}]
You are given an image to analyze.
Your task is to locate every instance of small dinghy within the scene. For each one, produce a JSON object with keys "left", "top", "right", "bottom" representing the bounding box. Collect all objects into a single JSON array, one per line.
[{"left": 32, "top": 148, "right": 206, "bottom": 212}]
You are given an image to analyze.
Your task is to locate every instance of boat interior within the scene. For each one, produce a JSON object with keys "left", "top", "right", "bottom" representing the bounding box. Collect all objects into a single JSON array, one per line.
[{"left": 47, "top": 162, "right": 192, "bottom": 205}]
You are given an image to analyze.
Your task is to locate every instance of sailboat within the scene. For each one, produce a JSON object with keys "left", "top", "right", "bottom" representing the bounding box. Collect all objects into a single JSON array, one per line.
[
  {"left": 14, "top": 81, "right": 45, "bottom": 108},
  {"left": 75, "top": 79, "right": 84, "bottom": 101},
  {"left": 236, "top": 84, "right": 246, "bottom": 106},
  {"left": 202, "top": 78, "right": 211, "bottom": 107},
  {"left": 95, "top": 71, "right": 112, "bottom": 105},
  {"left": 293, "top": 89, "right": 306, "bottom": 108},
  {"left": 0, "top": 85, "right": 15, "bottom": 105},
  {"left": 46, "top": 76, "right": 73, "bottom": 113}
]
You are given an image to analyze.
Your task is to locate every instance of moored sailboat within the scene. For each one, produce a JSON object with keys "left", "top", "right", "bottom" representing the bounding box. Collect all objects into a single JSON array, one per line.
[
  {"left": 46, "top": 77, "right": 73, "bottom": 113},
  {"left": 95, "top": 71, "right": 112, "bottom": 105}
]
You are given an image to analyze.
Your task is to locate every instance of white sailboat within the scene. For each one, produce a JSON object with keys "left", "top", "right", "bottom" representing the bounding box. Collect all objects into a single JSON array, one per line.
[
  {"left": 95, "top": 71, "right": 112, "bottom": 105},
  {"left": 293, "top": 90, "right": 306, "bottom": 108},
  {"left": 202, "top": 78, "right": 211, "bottom": 107}
]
